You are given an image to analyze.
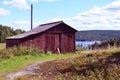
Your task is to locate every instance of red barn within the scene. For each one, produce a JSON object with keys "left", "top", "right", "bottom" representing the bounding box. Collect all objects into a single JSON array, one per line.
[{"left": 6, "top": 21, "right": 77, "bottom": 53}]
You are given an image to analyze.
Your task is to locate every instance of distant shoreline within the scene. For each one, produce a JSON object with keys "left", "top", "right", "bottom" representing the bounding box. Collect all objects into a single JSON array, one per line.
[{"left": 76, "top": 30, "right": 120, "bottom": 41}]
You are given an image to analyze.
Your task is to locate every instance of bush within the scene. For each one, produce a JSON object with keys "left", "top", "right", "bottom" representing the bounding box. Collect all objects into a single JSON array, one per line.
[
  {"left": 58, "top": 51, "right": 120, "bottom": 80},
  {"left": 0, "top": 46, "right": 43, "bottom": 61},
  {"left": 46, "top": 51, "right": 52, "bottom": 55}
]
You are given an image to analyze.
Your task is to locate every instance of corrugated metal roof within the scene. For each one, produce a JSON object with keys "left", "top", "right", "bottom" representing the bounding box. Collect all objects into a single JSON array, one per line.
[{"left": 6, "top": 21, "right": 77, "bottom": 39}]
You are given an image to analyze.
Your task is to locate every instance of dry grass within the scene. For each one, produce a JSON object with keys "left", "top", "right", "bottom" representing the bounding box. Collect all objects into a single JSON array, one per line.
[
  {"left": 14, "top": 48, "right": 120, "bottom": 80},
  {"left": 0, "top": 43, "right": 6, "bottom": 50}
]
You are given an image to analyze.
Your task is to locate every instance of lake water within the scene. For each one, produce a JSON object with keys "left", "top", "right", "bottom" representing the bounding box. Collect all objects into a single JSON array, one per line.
[{"left": 76, "top": 41, "right": 101, "bottom": 48}]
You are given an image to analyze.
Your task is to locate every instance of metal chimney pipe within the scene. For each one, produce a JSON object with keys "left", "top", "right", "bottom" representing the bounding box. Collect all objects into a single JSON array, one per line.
[{"left": 31, "top": 4, "right": 33, "bottom": 30}]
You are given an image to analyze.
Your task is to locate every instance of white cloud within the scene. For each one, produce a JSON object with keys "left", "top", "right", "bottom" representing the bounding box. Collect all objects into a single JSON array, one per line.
[
  {"left": 48, "top": 0, "right": 120, "bottom": 30},
  {"left": 3, "top": 0, "right": 30, "bottom": 10},
  {"left": 0, "top": 8, "right": 11, "bottom": 16},
  {"left": 11, "top": 0, "right": 120, "bottom": 31},
  {"left": 74, "top": 0, "right": 120, "bottom": 30},
  {"left": 30, "top": 0, "right": 59, "bottom": 2},
  {"left": 13, "top": 21, "right": 38, "bottom": 31}
]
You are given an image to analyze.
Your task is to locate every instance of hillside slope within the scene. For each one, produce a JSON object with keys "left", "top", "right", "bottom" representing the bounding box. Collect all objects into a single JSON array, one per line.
[{"left": 76, "top": 30, "right": 120, "bottom": 41}]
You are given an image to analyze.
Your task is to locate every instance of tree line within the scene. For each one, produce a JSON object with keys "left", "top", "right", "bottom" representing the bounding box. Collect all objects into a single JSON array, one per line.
[
  {"left": 91, "top": 38, "right": 120, "bottom": 49},
  {"left": 0, "top": 25, "right": 25, "bottom": 43},
  {"left": 76, "top": 38, "right": 120, "bottom": 50}
]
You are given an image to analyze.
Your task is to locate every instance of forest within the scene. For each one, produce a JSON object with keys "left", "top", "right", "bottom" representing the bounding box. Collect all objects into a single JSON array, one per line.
[
  {"left": 0, "top": 25, "right": 25, "bottom": 43},
  {"left": 76, "top": 30, "right": 120, "bottom": 41}
]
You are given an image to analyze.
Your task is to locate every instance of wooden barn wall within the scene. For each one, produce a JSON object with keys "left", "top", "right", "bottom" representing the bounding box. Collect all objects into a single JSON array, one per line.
[
  {"left": 45, "top": 33, "right": 62, "bottom": 53},
  {"left": 20, "top": 32, "right": 46, "bottom": 51},
  {"left": 45, "top": 23, "right": 76, "bottom": 53},
  {"left": 6, "top": 23, "right": 76, "bottom": 53},
  {"left": 6, "top": 39, "right": 20, "bottom": 48},
  {"left": 61, "top": 33, "right": 75, "bottom": 53}
]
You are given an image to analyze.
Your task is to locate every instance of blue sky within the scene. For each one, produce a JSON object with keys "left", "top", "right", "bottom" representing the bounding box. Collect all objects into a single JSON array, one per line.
[{"left": 0, "top": 0, "right": 120, "bottom": 31}]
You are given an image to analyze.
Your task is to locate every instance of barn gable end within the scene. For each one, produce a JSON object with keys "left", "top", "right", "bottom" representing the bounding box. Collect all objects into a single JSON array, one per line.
[{"left": 6, "top": 21, "right": 77, "bottom": 53}]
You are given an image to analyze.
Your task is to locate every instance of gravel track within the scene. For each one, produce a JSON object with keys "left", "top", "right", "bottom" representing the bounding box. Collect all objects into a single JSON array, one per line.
[{"left": 7, "top": 61, "right": 46, "bottom": 80}]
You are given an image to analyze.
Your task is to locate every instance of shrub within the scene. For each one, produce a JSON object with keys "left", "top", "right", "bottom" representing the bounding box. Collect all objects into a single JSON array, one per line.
[
  {"left": 46, "top": 51, "right": 52, "bottom": 55},
  {"left": 59, "top": 51, "right": 120, "bottom": 80},
  {"left": 0, "top": 46, "right": 43, "bottom": 61}
]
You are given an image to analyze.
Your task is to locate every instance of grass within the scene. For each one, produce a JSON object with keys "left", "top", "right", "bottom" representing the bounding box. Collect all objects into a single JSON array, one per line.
[
  {"left": 0, "top": 43, "right": 6, "bottom": 50},
  {"left": 0, "top": 46, "right": 80, "bottom": 80},
  {"left": 0, "top": 53, "right": 79, "bottom": 74},
  {"left": 0, "top": 45, "right": 120, "bottom": 80},
  {"left": 0, "top": 53, "right": 79, "bottom": 80},
  {"left": 14, "top": 47, "right": 120, "bottom": 80}
]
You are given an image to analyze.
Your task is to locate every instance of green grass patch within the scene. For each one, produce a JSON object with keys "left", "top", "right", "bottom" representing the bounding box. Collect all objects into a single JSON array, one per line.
[
  {"left": 1, "top": 47, "right": 120, "bottom": 74},
  {"left": 0, "top": 46, "right": 79, "bottom": 74},
  {"left": 0, "top": 53, "right": 79, "bottom": 74}
]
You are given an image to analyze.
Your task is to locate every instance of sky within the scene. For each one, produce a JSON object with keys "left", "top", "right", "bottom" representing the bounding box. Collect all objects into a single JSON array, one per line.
[{"left": 0, "top": 0, "right": 120, "bottom": 31}]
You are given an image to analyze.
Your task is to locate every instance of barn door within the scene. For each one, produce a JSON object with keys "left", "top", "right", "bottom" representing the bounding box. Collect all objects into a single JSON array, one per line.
[
  {"left": 46, "top": 33, "right": 61, "bottom": 53},
  {"left": 54, "top": 34, "right": 61, "bottom": 53}
]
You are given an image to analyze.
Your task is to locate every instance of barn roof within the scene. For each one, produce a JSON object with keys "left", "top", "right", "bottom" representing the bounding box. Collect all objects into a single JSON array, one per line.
[{"left": 6, "top": 21, "right": 77, "bottom": 39}]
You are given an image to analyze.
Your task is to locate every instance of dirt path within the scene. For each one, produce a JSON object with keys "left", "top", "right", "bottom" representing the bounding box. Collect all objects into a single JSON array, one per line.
[{"left": 6, "top": 60, "right": 50, "bottom": 80}]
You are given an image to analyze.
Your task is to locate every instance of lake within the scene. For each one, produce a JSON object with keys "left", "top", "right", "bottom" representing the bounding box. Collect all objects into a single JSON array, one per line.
[{"left": 76, "top": 41, "right": 101, "bottom": 48}]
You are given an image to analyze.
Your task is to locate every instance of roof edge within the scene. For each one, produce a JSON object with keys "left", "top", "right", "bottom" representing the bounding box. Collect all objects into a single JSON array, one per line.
[
  {"left": 40, "top": 21, "right": 63, "bottom": 26},
  {"left": 6, "top": 20, "right": 77, "bottom": 40}
]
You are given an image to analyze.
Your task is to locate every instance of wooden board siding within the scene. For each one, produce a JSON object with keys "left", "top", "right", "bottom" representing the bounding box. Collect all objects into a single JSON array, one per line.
[
  {"left": 45, "top": 24, "right": 76, "bottom": 53},
  {"left": 46, "top": 33, "right": 61, "bottom": 53},
  {"left": 20, "top": 33, "right": 46, "bottom": 51},
  {"left": 61, "top": 33, "right": 74, "bottom": 53},
  {"left": 6, "top": 39, "right": 20, "bottom": 48}
]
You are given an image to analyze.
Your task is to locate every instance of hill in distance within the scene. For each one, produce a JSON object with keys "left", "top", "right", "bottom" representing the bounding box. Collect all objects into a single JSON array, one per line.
[{"left": 76, "top": 30, "right": 120, "bottom": 41}]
